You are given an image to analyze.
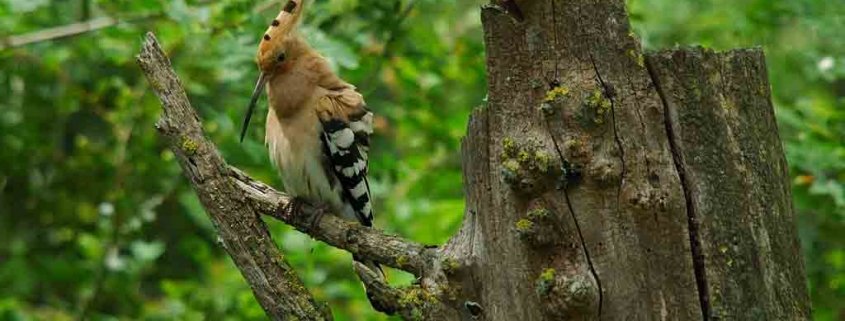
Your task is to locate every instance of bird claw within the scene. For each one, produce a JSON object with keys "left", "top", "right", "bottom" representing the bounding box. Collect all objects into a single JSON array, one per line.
[
  {"left": 279, "top": 197, "right": 329, "bottom": 231},
  {"left": 277, "top": 197, "right": 306, "bottom": 222},
  {"left": 309, "top": 203, "right": 330, "bottom": 230}
]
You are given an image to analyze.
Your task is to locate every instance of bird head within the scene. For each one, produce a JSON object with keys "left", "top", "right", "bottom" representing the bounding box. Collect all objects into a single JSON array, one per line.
[{"left": 241, "top": 0, "right": 305, "bottom": 142}]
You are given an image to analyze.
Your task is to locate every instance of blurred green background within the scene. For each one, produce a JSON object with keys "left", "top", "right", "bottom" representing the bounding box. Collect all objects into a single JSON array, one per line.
[{"left": 0, "top": 0, "right": 842, "bottom": 320}]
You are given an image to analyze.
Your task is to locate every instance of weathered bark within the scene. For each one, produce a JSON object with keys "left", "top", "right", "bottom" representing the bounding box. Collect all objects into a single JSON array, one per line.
[
  {"left": 138, "top": 0, "right": 810, "bottom": 319},
  {"left": 465, "top": 1, "right": 700, "bottom": 319},
  {"left": 647, "top": 48, "right": 811, "bottom": 320},
  {"left": 439, "top": 0, "right": 810, "bottom": 320}
]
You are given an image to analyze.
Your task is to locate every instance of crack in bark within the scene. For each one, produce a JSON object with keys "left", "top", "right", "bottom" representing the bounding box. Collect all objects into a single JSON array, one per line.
[
  {"left": 562, "top": 189, "right": 603, "bottom": 319},
  {"left": 543, "top": 113, "right": 603, "bottom": 320},
  {"left": 540, "top": 63, "right": 603, "bottom": 320},
  {"left": 589, "top": 55, "right": 627, "bottom": 186},
  {"left": 587, "top": 54, "right": 628, "bottom": 320},
  {"left": 542, "top": 3, "right": 604, "bottom": 318},
  {"left": 589, "top": 56, "right": 628, "bottom": 232},
  {"left": 644, "top": 56, "right": 712, "bottom": 321},
  {"left": 551, "top": 0, "right": 561, "bottom": 80}
]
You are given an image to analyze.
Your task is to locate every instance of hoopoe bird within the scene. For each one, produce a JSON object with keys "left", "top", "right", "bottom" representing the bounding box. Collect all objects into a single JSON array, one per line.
[{"left": 239, "top": 0, "right": 383, "bottom": 280}]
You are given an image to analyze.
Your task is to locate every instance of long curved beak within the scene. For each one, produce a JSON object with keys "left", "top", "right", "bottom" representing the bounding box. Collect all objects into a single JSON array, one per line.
[{"left": 240, "top": 72, "right": 268, "bottom": 143}]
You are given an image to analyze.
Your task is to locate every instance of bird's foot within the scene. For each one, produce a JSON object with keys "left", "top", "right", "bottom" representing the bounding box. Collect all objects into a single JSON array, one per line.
[
  {"left": 277, "top": 197, "right": 307, "bottom": 222},
  {"left": 277, "top": 197, "right": 329, "bottom": 231},
  {"left": 308, "top": 202, "right": 331, "bottom": 230}
]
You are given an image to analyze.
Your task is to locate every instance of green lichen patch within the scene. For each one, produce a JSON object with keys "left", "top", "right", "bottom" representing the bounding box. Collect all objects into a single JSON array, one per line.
[
  {"left": 539, "top": 85, "right": 570, "bottom": 116},
  {"left": 442, "top": 257, "right": 460, "bottom": 275},
  {"left": 515, "top": 218, "right": 535, "bottom": 234},
  {"left": 583, "top": 89, "right": 612, "bottom": 125},
  {"left": 518, "top": 150, "right": 531, "bottom": 164},
  {"left": 502, "top": 137, "right": 518, "bottom": 158},
  {"left": 503, "top": 159, "right": 521, "bottom": 173},
  {"left": 534, "top": 151, "right": 551, "bottom": 173},
  {"left": 516, "top": 206, "right": 560, "bottom": 245},
  {"left": 438, "top": 283, "right": 459, "bottom": 301},
  {"left": 528, "top": 208, "right": 551, "bottom": 220},
  {"left": 398, "top": 286, "right": 439, "bottom": 321},
  {"left": 180, "top": 136, "right": 199, "bottom": 156},
  {"left": 720, "top": 99, "right": 736, "bottom": 111},
  {"left": 536, "top": 268, "right": 557, "bottom": 295},
  {"left": 499, "top": 138, "right": 560, "bottom": 194},
  {"left": 544, "top": 86, "right": 570, "bottom": 102},
  {"left": 627, "top": 48, "right": 645, "bottom": 68},
  {"left": 148, "top": 77, "right": 166, "bottom": 92},
  {"left": 399, "top": 287, "right": 437, "bottom": 306},
  {"left": 396, "top": 255, "right": 410, "bottom": 268},
  {"left": 563, "top": 138, "right": 581, "bottom": 152}
]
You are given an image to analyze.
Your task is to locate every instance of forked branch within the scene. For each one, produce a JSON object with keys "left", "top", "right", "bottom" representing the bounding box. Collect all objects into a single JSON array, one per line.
[
  {"left": 137, "top": 31, "right": 437, "bottom": 319},
  {"left": 137, "top": 31, "right": 327, "bottom": 321}
]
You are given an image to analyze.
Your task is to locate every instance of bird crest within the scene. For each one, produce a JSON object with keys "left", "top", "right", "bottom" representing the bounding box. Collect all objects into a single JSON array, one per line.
[{"left": 256, "top": 0, "right": 305, "bottom": 70}]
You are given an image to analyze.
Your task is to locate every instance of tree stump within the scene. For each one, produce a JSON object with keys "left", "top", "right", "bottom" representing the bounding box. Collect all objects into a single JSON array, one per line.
[{"left": 449, "top": 0, "right": 810, "bottom": 320}]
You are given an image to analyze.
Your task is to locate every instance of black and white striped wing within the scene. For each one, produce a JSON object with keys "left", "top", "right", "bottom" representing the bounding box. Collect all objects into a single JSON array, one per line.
[{"left": 320, "top": 109, "right": 374, "bottom": 226}]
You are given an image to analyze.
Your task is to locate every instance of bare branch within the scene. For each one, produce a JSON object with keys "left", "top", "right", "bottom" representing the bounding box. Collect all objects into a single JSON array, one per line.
[
  {"left": 230, "top": 167, "right": 438, "bottom": 277},
  {"left": 136, "top": 32, "right": 329, "bottom": 321}
]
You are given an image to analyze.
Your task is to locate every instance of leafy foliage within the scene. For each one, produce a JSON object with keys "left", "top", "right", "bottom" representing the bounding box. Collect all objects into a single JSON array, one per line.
[{"left": 0, "top": 0, "right": 840, "bottom": 320}]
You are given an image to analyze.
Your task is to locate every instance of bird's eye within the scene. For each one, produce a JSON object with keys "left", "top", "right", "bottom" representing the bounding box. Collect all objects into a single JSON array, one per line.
[{"left": 277, "top": 53, "right": 286, "bottom": 62}]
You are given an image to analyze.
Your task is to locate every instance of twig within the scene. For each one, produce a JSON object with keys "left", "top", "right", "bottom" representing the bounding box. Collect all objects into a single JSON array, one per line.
[
  {"left": 1, "top": 17, "right": 116, "bottom": 50},
  {"left": 1, "top": 14, "right": 164, "bottom": 51},
  {"left": 353, "top": 262, "right": 407, "bottom": 317},
  {"left": 137, "top": 32, "right": 329, "bottom": 321}
]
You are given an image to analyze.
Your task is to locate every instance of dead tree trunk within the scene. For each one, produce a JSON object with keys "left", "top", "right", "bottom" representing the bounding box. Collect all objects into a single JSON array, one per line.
[
  {"left": 139, "top": 0, "right": 810, "bottom": 320},
  {"left": 447, "top": 0, "right": 810, "bottom": 320}
]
